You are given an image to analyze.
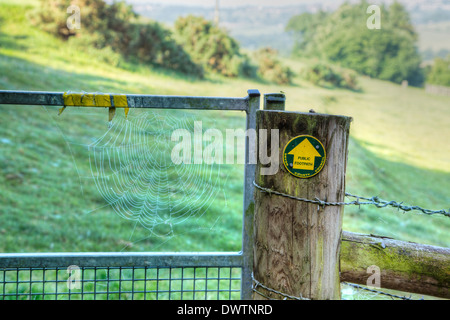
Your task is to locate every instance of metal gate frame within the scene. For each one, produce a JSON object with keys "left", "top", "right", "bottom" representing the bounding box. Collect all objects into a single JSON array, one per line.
[{"left": 0, "top": 89, "right": 261, "bottom": 300}]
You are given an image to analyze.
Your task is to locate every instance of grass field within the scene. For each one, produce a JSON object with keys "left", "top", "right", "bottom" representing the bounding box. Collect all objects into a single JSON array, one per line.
[{"left": 0, "top": 0, "right": 449, "bottom": 259}]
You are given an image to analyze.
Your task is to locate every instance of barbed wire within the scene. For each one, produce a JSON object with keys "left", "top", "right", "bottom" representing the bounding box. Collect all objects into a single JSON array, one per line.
[
  {"left": 341, "top": 282, "right": 422, "bottom": 300},
  {"left": 252, "top": 273, "right": 418, "bottom": 300},
  {"left": 251, "top": 273, "right": 310, "bottom": 300},
  {"left": 345, "top": 192, "right": 450, "bottom": 217},
  {"left": 251, "top": 181, "right": 442, "bottom": 301},
  {"left": 253, "top": 181, "right": 450, "bottom": 218}
]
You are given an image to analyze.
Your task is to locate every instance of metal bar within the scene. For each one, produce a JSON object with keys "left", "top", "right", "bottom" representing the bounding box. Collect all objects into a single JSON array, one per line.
[
  {"left": 0, "top": 252, "right": 243, "bottom": 269},
  {"left": 127, "top": 94, "right": 248, "bottom": 111},
  {"left": 240, "top": 89, "right": 260, "bottom": 299},
  {"left": 0, "top": 90, "right": 64, "bottom": 106},
  {"left": 0, "top": 90, "right": 248, "bottom": 111}
]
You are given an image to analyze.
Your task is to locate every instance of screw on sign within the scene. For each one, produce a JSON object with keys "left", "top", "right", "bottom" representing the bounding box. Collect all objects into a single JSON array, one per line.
[{"left": 283, "top": 135, "right": 326, "bottom": 178}]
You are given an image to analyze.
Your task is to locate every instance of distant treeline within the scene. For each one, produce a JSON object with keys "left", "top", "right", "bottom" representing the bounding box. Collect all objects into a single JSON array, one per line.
[
  {"left": 32, "top": 0, "right": 293, "bottom": 84},
  {"left": 32, "top": 0, "right": 449, "bottom": 89},
  {"left": 286, "top": 0, "right": 425, "bottom": 87}
]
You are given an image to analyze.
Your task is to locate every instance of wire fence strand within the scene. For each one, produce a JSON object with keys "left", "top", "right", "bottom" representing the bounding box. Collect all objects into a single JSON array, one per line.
[
  {"left": 342, "top": 282, "right": 421, "bottom": 300},
  {"left": 252, "top": 274, "right": 420, "bottom": 300},
  {"left": 252, "top": 180, "right": 446, "bottom": 300},
  {"left": 251, "top": 273, "right": 310, "bottom": 301},
  {"left": 253, "top": 181, "right": 450, "bottom": 218}
]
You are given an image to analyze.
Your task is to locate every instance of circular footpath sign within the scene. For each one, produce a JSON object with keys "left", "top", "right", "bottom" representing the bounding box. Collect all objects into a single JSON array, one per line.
[{"left": 282, "top": 135, "right": 326, "bottom": 178}]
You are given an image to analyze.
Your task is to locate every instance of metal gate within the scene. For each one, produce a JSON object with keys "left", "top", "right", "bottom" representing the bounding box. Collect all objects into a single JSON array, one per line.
[{"left": 0, "top": 89, "right": 261, "bottom": 300}]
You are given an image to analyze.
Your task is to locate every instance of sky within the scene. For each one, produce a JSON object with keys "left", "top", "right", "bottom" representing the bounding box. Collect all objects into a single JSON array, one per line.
[
  {"left": 128, "top": 0, "right": 341, "bottom": 7},
  {"left": 125, "top": 0, "right": 425, "bottom": 9}
]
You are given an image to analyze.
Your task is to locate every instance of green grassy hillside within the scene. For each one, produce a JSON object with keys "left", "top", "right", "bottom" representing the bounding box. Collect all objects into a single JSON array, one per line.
[{"left": 0, "top": 1, "right": 449, "bottom": 257}]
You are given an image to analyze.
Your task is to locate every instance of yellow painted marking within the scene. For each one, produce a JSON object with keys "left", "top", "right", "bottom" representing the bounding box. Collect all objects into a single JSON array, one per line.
[
  {"left": 63, "top": 92, "right": 128, "bottom": 107},
  {"left": 113, "top": 94, "right": 128, "bottom": 107},
  {"left": 113, "top": 94, "right": 129, "bottom": 118},
  {"left": 62, "top": 92, "right": 129, "bottom": 118},
  {"left": 95, "top": 94, "right": 111, "bottom": 107}
]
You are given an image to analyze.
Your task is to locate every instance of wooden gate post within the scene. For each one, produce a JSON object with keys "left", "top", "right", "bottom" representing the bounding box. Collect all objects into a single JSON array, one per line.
[{"left": 253, "top": 109, "right": 351, "bottom": 300}]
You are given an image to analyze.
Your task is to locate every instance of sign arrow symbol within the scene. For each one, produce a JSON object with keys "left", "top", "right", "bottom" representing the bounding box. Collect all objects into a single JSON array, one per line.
[{"left": 288, "top": 138, "right": 322, "bottom": 170}]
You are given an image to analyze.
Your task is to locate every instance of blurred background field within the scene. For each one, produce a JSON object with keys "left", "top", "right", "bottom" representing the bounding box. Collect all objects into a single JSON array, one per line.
[{"left": 0, "top": 0, "right": 449, "bottom": 258}]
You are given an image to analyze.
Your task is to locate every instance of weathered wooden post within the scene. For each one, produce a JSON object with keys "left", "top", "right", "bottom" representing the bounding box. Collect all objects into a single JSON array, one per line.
[{"left": 253, "top": 104, "right": 352, "bottom": 300}]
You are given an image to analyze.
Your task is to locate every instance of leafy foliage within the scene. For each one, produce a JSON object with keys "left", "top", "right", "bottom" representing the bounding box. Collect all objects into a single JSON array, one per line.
[
  {"left": 124, "top": 22, "right": 204, "bottom": 76},
  {"left": 253, "top": 48, "right": 294, "bottom": 85},
  {"left": 32, "top": 0, "right": 135, "bottom": 46},
  {"left": 286, "top": 0, "right": 424, "bottom": 86},
  {"left": 173, "top": 15, "right": 252, "bottom": 78},
  {"left": 302, "top": 62, "right": 359, "bottom": 90},
  {"left": 32, "top": 0, "right": 203, "bottom": 77},
  {"left": 426, "top": 56, "right": 450, "bottom": 87}
]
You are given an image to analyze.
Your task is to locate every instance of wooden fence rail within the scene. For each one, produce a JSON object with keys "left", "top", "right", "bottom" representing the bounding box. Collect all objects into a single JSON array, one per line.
[
  {"left": 425, "top": 84, "right": 450, "bottom": 97},
  {"left": 340, "top": 231, "right": 450, "bottom": 299}
]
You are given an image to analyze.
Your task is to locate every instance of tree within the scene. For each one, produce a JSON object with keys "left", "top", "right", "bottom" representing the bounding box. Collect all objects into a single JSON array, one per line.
[
  {"left": 285, "top": 11, "right": 328, "bottom": 57},
  {"left": 286, "top": 0, "right": 424, "bottom": 86},
  {"left": 32, "top": 0, "right": 203, "bottom": 77},
  {"left": 426, "top": 56, "right": 450, "bottom": 87},
  {"left": 387, "top": 1, "right": 418, "bottom": 40},
  {"left": 173, "top": 15, "right": 252, "bottom": 77}
]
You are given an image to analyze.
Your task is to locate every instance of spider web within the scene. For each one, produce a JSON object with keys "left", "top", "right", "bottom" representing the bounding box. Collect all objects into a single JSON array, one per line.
[{"left": 87, "top": 110, "right": 222, "bottom": 237}]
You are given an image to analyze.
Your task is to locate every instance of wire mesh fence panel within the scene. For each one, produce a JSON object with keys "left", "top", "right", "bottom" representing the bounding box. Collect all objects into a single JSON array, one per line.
[{"left": 0, "top": 266, "right": 242, "bottom": 300}]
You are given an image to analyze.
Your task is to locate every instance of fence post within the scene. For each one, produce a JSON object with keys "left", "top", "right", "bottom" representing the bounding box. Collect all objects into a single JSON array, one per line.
[
  {"left": 264, "top": 93, "right": 285, "bottom": 111},
  {"left": 253, "top": 109, "right": 352, "bottom": 300},
  {"left": 241, "top": 89, "right": 261, "bottom": 300}
]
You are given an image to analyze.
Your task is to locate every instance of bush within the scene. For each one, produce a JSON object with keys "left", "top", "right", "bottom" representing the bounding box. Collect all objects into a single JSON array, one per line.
[
  {"left": 32, "top": 0, "right": 135, "bottom": 46},
  {"left": 426, "top": 56, "right": 450, "bottom": 87},
  {"left": 125, "top": 22, "right": 204, "bottom": 77},
  {"left": 254, "top": 48, "right": 293, "bottom": 84},
  {"left": 32, "top": 0, "right": 203, "bottom": 77},
  {"left": 302, "top": 62, "right": 359, "bottom": 90},
  {"left": 173, "top": 15, "right": 251, "bottom": 77}
]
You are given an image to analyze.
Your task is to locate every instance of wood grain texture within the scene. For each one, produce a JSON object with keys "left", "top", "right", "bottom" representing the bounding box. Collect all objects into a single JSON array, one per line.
[{"left": 253, "top": 110, "right": 351, "bottom": 300}]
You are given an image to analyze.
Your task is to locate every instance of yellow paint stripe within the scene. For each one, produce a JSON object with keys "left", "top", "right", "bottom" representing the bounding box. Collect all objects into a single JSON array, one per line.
[
  {"left": 62, "top": 92, "right": 129, "bottom": 119},
  {"left": 95, "top": 94, "right": 111, "bottom": 107},
  {"left": 63, "top": 92, "right": 129, "bottom": 108},
  {"left": 113, "top": 94, "right": 128, "bottom": 107},
  {"left": 113, "top": 94, "right": 129, "bottom": 118}
]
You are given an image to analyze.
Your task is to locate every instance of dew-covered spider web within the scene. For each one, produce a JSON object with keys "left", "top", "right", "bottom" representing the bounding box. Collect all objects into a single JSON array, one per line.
[
  {"left": 87, "top": 111, "right": 223, "bottom": 237},
  {"left": 36, "top": 106, "right": 244, "bottom": 252}
]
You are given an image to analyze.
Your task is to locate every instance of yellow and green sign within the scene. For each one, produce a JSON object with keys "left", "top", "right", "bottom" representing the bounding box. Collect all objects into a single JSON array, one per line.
[{"left": 283, "top": 135, "right": 326, "bottom": 178}]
